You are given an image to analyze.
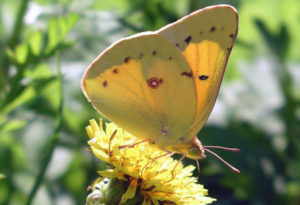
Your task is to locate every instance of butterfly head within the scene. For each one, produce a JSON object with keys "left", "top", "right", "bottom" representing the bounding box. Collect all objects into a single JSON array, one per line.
[
  {"left": 186, "top": 136, "right": 206, "bottom": 160},
  {"left": 186, "top": 136, "right": 240, "bottom": 174}
]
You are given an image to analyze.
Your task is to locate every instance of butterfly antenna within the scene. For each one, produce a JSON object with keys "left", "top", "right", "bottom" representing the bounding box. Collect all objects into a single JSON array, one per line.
[
  {"left": 203, "top": 145, "right": 240, "bottom": 152},
  {"left": 204, "top": 148, "right": 240, "bottom": 174}
]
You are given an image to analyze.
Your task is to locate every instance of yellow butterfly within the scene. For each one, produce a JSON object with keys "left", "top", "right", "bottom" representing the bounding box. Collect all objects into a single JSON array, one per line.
[{"left": 82, "top": 5, "right": 239, "bottom": 172}]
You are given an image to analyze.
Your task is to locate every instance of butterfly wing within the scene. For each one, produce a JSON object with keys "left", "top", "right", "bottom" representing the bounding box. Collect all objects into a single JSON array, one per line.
[
  {"left": 82, "top": 33, "right": 198, "bottom": 149},
  {"left": 158, "top": 5, "right": 238, "bottom": 139}
]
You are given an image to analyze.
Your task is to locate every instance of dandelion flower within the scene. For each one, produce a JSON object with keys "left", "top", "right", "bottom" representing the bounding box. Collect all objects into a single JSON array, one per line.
[{"left": 86, "top": 119, "right": 215, "bottom": 205}]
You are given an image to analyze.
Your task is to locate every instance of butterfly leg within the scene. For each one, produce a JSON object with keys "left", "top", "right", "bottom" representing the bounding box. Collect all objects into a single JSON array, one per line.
[
  {"left": 108, "top": 129, "right": 118, "bottom": 155},
  {"left": 195, "top": 159, "right": 200, "bottom": 176},
  {"left": 118, "top": 138, "right": 151, "bottom": 150},
  {"left": 170, "top": 154, "right": 186, "bottom": 179},
  {"left": 141, "top": 151, "right": 174, "bottom": 178}
]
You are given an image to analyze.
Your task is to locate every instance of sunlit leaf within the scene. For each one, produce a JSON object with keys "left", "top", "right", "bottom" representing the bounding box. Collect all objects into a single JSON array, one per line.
[
  {"left": 0, "top": 173, "right": 6, "bottom": 179},
  {"left": 59, "top": 13, "right": 79, "bottom": 35},
  {"left": 1, "top": 86, "right": 35, "bottom": 114},
  {"left": 25, "top": 63, "right": 53, "bottom": 79},
  {"left": 15, "top": 44, "right": 29, "bottom": 64},
  {"left": 29, "top": 31, "right": 43, "bottom": 56},
  {"left": 45, "top": 14, "right": 79, "bottom": 54},
  {"left": 0, "top": 120, "right": 27, "bottom": 132},
  {"left": 91, "top": 0, "right": 129, "bottom": 12},
  {"left": 45, "top": 18, "right": 59, "bottom": 54}
]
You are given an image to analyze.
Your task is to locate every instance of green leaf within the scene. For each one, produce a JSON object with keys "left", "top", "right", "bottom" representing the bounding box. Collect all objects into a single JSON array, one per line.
[
  {"left": 29, "top": 31, "right": 43, "bottom": 56},
  {"left": 15, "top": 43, "right": 29, "bottom": 64},
  {"left": 1, "top": 86, "right": 35, "bottom": 114},
  {"left": 91, "top": 0, "right": 129, "bottom": 12},
  {"left": 45, "top": 13, "right": 79, "bottom": 54},
  {"left": 0, "top": 173, "right": 6, "bottom": 179},
  {"left": 5, "top": 43, "right": 29, "bottom": 65},
  {"left": 46, "top": 18, "right": 59, "bottom": 53},
  {"left": 1, "top": 74, "right": 56, "bottom": 115},
  {"left": 59, "top": 13, "right": 79, "bottom": 35},
  {"left": 0, "top": 120, "right": 27, "bottom": 132},
  {"left": 5, "top": 47, "right": 16, "bottom": 63},
  {"left": 25, "top": 63, "right": 53, "bottom": 79}
]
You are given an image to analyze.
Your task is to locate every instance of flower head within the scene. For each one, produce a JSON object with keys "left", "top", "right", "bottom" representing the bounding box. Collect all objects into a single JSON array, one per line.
[{"left": 86, "top": 119, "right": 215, "bottom": 205}]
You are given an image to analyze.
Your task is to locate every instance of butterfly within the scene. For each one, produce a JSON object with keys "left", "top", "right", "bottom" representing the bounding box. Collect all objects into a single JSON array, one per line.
[{"left": 82, "top": 4, "right": 239, "bottom": 172}]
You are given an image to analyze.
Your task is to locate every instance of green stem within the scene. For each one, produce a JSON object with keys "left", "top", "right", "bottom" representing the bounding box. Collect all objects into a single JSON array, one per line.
[
  {"left": 0, "top": 0, "right": 31, "bottom": 97},
  {"left": 25, "top": 51, "right": 63, "bottom": 205},
  {"left": 9, "top": 0, "right": 30, "bottom": 46}
]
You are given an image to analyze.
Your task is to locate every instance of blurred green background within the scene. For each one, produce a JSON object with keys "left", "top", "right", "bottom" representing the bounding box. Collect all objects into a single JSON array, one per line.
[{"left": 0, "top": 0, "right": 299, "bottom": 204}]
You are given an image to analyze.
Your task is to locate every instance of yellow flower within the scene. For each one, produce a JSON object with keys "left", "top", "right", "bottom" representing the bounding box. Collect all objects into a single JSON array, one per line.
[{"left": 86, "top": 119, "right": 216, "bottom": 205}]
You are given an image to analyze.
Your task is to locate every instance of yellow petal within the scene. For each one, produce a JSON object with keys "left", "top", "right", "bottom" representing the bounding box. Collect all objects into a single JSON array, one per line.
[
  {"left": 121, "top": 179, "right": 138, "bottom": 203},
  {"left": 97, "top": 169, "right": 117, "bottom": 178},
  {"left": 85, "top": 126, "right": 94, "bottom": 139},
  {"left": 91, "top": 147, "right": 109, "bottom": 162},
  {"left": 142, "top": 198, "right": 151, "bottom": 205},
  {"left": 151, "top": 198, "right": 160, "bottom": 205}
]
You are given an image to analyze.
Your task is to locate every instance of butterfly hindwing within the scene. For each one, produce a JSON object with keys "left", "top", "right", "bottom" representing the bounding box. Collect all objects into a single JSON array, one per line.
[{"left": 82, "top": 33, "right": 198, "bottom": 148}]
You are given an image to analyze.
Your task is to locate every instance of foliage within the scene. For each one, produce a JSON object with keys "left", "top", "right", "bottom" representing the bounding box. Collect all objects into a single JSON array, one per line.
[{"left": 0, "top": 0, "right": 299, "bottom": 205}]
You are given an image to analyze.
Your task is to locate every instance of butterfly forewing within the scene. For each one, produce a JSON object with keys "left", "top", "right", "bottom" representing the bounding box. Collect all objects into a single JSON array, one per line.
[{"left": 158, "top": 5, "right": 238, "bottom": 139}]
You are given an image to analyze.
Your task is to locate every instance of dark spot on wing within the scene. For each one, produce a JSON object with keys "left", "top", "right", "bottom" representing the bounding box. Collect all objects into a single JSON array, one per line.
[
  {"left": 184, "top": 36, "right": 192, "bottom": 44},
  {"left": 112, "top": 68, "right": 118, "bottom": 74},
  {"left": 147, "top": 77, "right": 163, "bottom": 89},
  {"left": 181, "top": 71, "right": 193, "bottom": 78},
  {"left": 124, "top": 56, "right": 131, "bottom": 64},
  {"left": 179, "top": 136, "right": 186, "bottom": 142},
  {"left": 168, "top": 56, "right": 172, "bottom": 60},
  {"left": 161, "top": 128, "right": 168, "bottom": 134},
  {"left": 152, "top": 50, "right": 157, "bottom": 56},
  {"left": 200, "top": 31, "right": 203, "bottom": 35},
  {"left": 102, "top": 81, "right": 108, "bottom": 87},
  {"left": 138, "top": 53, "right": 144, "bottom": 59},
  {"left": 210, "top": 26, "right": 216, "bottom": 32},
  {"left": 227, "top": 47, "right": 232, "bottom": 52},
  {"left": 229, "top": 34, "right": 234, "bottom": 38},
  {"left": 199, "top": 75, "right": 209, "bottom": 80},
  {"left": 175, "top": 43, "right": 179, "bottom": 48}
]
